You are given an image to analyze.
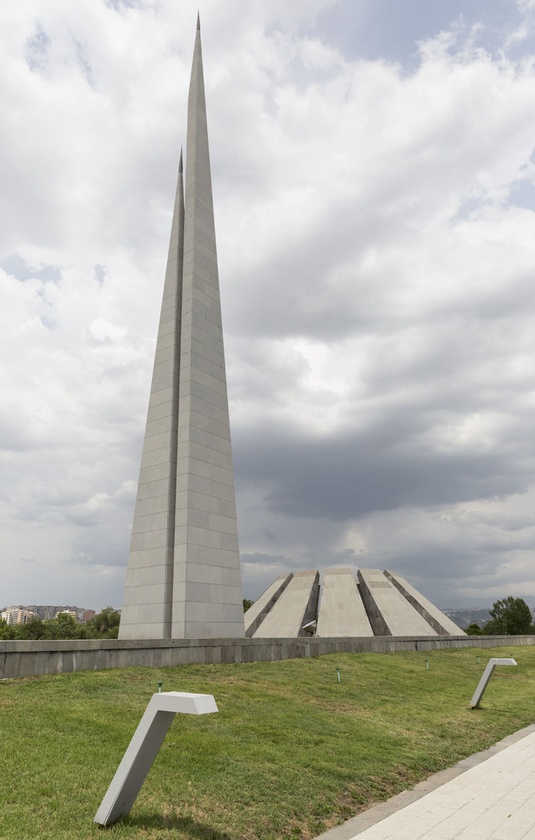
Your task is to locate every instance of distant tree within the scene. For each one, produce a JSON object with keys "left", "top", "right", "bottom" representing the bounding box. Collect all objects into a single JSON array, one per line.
[
  {"left": 15, "top": 617, "right": 46, "bottom": 640},
  {"left": 243, "top": 599, "right": 254, "bottom": 613},
  {"left": 0, "top": 618, "right": 16, "bottom": 640},
  {"left": 47, "top": 612, "right": 79, "bottom": 640},
  {"left": 465, "top": 623, "right": 485, "bottom": 636},
  {"left": 87, "top": 607, "right": 121, "bottom": 638},
  {"left": 483, "top": 597, "right": 533, "bottom": 635}
]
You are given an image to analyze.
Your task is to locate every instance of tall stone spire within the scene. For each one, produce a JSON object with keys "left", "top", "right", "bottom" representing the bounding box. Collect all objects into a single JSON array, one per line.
[{"left": 119, "top": 21, "right": 244, "bottom": 639}]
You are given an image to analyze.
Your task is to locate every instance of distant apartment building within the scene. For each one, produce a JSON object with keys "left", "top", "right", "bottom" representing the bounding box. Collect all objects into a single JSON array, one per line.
[
  {"left": 1, "top": 605, "right": 103, "bottom": 623},
  {"left": 55, "top": 609, "right": 77, "bottom": 620},
  {"left": 1, "top": 607, "right": 36, "bottom": 625},
  {"left": 28, "top": 605, "right": 84, "bottom": 620}
]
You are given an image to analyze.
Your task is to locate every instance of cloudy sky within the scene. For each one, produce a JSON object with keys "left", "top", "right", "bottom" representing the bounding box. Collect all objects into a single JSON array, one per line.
[{"left": 1, "top": 0, "right": 535, "bottom": 612}]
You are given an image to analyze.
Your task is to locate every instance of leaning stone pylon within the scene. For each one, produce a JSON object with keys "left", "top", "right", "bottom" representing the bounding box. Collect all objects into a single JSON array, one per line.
[{"left": 119, "top": 18, "right": 244, "bottom": 639}]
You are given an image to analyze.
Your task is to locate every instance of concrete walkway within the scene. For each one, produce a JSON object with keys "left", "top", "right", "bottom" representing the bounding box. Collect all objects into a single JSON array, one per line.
[{"left": 316, "top": 724, "right": 535, "bottom": 840}]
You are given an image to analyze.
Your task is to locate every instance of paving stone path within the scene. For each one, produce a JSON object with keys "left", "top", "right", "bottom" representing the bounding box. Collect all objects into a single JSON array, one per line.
[{"left": 316, "top": 725, "right": 535, "bottom": 840}]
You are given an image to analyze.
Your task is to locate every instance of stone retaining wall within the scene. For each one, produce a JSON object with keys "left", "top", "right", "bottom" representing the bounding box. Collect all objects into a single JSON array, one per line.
[{"left": 1, "top": 634, "right": 534, "bottom": 679}]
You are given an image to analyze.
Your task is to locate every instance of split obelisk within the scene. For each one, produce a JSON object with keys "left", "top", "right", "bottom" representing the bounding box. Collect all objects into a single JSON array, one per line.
[{"left": 119, "top": 19, "right": 244, "bottom": 639}]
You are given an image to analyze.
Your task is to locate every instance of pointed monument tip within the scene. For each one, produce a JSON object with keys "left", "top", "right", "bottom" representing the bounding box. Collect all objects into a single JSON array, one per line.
[
  {"left": 197, "top": 12, "right": 200, "bottom": 31},
  {"left": 179, "top": 148, "right": 183, "bottom": 174}
]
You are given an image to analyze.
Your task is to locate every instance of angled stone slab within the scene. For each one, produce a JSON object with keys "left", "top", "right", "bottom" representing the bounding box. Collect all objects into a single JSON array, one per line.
[
  {"left": 94, "top": 691, "right": 218, "bottom": 826},
  {"left": 317, "top": 568, "right": 374, "bottom": 637},
  {"left": 244, "top": 573, "right": 294, "bottom": 637},
  {"left": 253, "top": 570, "right": 319, "bottom": 638},
  {"left": 358, "top": 569, "right": 439, "bottom": 636},
  {"left": 385, "top": 570, "right": 466, "bottom": 636}
]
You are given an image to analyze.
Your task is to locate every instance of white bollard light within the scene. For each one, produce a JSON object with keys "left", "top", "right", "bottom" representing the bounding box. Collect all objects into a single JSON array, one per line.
[
  {"left": 94, "top": 691, "right": 218, "bottom": 827},
  {"left": 470, "top": 658, "right": 517, "bottom": 709}
]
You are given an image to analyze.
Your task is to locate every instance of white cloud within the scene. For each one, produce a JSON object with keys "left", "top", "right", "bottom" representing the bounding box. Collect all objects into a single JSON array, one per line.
[{"left": 1, "top": 0, "right": 535, "bottom": 611}]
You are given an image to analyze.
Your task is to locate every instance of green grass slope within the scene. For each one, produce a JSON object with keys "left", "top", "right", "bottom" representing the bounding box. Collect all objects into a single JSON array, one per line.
[{"left": 1, "top": 647, "right": 534, "bottom": 840}]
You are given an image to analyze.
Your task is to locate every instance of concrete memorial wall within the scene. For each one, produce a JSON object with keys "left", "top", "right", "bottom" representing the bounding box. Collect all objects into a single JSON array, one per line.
[{"left": 2, "top": 634, "right": 534, "bottom": 680}]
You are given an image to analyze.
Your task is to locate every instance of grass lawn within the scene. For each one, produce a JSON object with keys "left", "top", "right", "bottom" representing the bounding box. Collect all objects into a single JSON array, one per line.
[{"left": 1, "top": 646, "right": 534, "bottom": 840}]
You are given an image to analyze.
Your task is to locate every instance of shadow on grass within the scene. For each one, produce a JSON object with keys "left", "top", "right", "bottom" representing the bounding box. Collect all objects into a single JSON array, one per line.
[{"left": 126, "top": 813, "right": 231, "bottom": 839}]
